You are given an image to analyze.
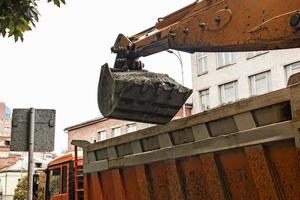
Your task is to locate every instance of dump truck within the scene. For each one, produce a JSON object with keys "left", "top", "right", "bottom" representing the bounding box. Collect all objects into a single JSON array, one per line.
[
  {"left": 44, "top": 76, "right": 300, "bottom": 199},
  {"left": 73, "top": 73, "right": 300, "bottom": 199}
]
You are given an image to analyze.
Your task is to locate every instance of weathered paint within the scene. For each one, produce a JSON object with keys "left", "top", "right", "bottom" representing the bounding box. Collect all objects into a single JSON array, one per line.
[
  {"left": 77, "top": 79, "right": 300, "bottom": 199},
  {"left": 83, "top": 142, "right": 300, "bottom": 200}
]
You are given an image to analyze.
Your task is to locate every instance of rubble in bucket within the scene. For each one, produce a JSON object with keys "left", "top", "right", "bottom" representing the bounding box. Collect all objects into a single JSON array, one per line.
[{"left": 97, "top": 64, "right": 192, "bottom": 124}]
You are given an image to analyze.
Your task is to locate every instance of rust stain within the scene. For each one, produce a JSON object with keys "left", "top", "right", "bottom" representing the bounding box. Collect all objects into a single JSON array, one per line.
[
  {"left": 178, "top": 156, "right": 211, "bottom": 200},
  {"left": 148, "top": 162, "right": 170, "bottom": 200},
  {"left": 245, "top": 145, "right": 279, "bottom": 200},
  {"left": 200, "top": 153, "right": 226, "bottom": 200},
  {"left": 265, "top": 140, "right": 300, "bottom": 199},
  {"left": 122, "top": 165, "right": 151, "bottom": 200},
  {"left": 100, "top": 169, "right": 126, "bottom": 200},
  {"left": 165, "top": 160, "right": 185, "bottom": 200},
  {"left": 217, "top": 148, "right": 260, "bottom": 200}
]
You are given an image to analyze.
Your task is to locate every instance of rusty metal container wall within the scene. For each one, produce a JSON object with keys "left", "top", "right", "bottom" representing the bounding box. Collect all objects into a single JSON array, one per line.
[
  {"left": 75, "top": 81, "right": 300, "bottom": 200},
  {"left": 82, "top": 143, "right": 300, "bottom": 200}
]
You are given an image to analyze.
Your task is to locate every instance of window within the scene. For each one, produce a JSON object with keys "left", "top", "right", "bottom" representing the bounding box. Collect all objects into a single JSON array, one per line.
[
  {"left": 98, "top": 130, "right": 106, "bottom": 141},
  {"left": 35, "top": 162, "right": 42, "bottom": 168},
  {"left": 199, "top": 89, "right": 210, "bottom": 111},
  {"left": 217, "top": 52, "right": 235, "bottom": 68},
  {"left": 62, "top": 166, "right": 67, "bottom": 193},
  {"left": 127, "top": 123, "right": 137, "bottom": 133},
  {"left": 4, "top": 141, "right": 9, "bottom": 146},
  {"left": 4, "top": 106, "right": 11, "bottom": 118},
  {"left": 285, "top": 61, "right": 300, "bottom": 83},
  {"left": 111, "top": 127, "right": 121, "bottom": 137},
  {"left": 246, "top": 51, "right": 268, "bottom": 59},
  {"left": 249, "top": 71, "right": 271, "bottom": 96},
  {"left": 197, "top": 53, "right": 208, "bottom": 75},
  {"left": 49, "top": 168, "right": 61, "bottom": 197},
  {"left": 219, "top": 81, "right": 239, "bottom": 104}
]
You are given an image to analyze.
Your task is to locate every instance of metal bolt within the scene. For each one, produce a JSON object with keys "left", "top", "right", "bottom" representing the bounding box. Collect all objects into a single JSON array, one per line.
[
  {"left": 290, "top": 13, "right": 300, "bottom": 28},
  {"left": 169, "top": 31, "right": 176, "bottom": 39},
  {"left": 12, "top": 120, "right": 18, "bottom": 127},
  {"left": 170, "top": 32, "right": 176, "bottom": 37},
  {"left": 214, "top": 16, "right": 221, "bottom": 25},
  {"left": 183, "top": 28, "right": 189, "bottom": 34},
  {"left": 156, "top": 31, "right": 161, "bottom": 39},
  {"left": 199, "top": 21, "right": 206, "bottom": 28}
]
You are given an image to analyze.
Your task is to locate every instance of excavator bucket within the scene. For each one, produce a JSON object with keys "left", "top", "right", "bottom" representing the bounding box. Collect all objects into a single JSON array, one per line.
[{"left": 98, "top": 64, "right": 192, "bottom": 124}]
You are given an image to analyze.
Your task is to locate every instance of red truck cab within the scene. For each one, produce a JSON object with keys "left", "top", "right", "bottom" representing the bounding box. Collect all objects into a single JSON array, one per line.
[{"left": 45, "top": 150, "right": 83, "bottom": 200}]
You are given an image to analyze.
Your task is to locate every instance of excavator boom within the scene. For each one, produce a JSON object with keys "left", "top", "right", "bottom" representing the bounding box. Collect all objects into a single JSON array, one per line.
[{"left": 98, "top": 0, "right": 300, "bottom": 124}]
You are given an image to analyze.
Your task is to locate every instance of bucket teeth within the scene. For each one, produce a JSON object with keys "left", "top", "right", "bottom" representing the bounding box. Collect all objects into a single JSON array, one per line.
[{"left": 98, "top": 64, "right": 192, "bottom": 124}]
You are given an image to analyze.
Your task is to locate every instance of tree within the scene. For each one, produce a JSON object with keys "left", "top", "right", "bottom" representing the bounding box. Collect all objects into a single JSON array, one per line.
[
  {"left": 13, "top": 176, "right": 27, "bottom": 200},
  {"left": 0, "top": 0, "right": 65, "bottom": 41},
  {"left": 13, "top": 173, "right": 46, "bottom": 200},
  {"left": 37, "top": 172, "right": 46, "bottom": 200}
]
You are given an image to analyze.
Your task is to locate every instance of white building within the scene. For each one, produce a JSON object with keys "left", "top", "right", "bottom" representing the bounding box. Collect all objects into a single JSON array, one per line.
[
  {"left": 191, "top": 49, "right": 300, "bottom": 114},
  {"left": 0, "top": 153, "right": 49, "bottom": 200}
]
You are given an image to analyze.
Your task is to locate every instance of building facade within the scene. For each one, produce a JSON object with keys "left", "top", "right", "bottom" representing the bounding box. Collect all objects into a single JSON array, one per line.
[
  {"left": 0, "top": 103, "right": 11, "bottom": 157},
  {"left": 65, "top": 106, "right": 192, "bottom": 151},
  {"left": 0, "top": 153, "right": 48, "bottom": 200},
  {"left": 191, "top": 49, "right": 300, "bottom": 114}
]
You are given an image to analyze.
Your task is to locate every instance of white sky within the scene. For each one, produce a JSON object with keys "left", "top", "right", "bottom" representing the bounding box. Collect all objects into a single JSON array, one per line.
[{"left": 0, "top": 0, "right": 194, "bottom": 153}]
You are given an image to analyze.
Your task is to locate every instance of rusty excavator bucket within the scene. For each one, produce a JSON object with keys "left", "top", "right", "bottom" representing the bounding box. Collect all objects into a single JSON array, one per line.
[{"left": 98, "top": 64, "right": 192, "bottom": 124}]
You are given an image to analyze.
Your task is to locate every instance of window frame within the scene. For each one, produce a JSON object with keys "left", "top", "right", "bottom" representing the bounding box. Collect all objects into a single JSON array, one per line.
[
  {"left": 98, "top": 130, "right": 107, "bottom": 141},
  {"left": 199, "top": 89, "right": 210, "bottom": 111},
  {"left": 246, "top": 51, "right": 269, "bottom": 59},
  {"left": 126, "top": 123, "right": 137, "bottom": 133},
  {"left": 49, "top": 167, "right": 61, "bottom": 197},
  {"left": 111, "top": 126, "right": 121, "bottom": 137},
  {"left": 196, "top": 52, "right": 208, "bottom": 75},
  {"left": 249, "top": 71, "right": 272, "bottom": 96},
  {"left": 48, "top": 163, "right": 69, "bottom": 198},
  {"left": 219, "top": 81, "right": 239, "bottom": 104},
  {"left": 61, "top": 166, "right": 67, "bottom": 194},
  {"left": 285, "top": 61, "right": 300, "bottom": 83},
  {"left": 217, "top": 52, "right": 236, "bottom": 69}
]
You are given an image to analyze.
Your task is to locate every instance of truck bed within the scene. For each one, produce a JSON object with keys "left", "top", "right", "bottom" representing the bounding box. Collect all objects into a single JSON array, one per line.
[{"left": 73, "top": 80, "right": 300, "bottom": 200}]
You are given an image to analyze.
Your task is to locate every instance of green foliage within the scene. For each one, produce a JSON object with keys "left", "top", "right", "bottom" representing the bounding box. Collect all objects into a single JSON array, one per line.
[
  {"left": 0, "top": 0, "right": 65, "bottom": 42},
  {"left": 13, "top": 176, "right": 28, "bottom": 200},
  {"left": 13, "top": 173, "right": 46, "bottom": 200},
  {"left": 37, "top": 172, "right": 46, "bottom": 200}
]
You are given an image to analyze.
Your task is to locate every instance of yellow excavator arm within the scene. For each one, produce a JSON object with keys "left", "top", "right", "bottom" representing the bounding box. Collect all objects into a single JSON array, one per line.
[{"left": 98, "top": 0, "right": 300, "bottom": 124}]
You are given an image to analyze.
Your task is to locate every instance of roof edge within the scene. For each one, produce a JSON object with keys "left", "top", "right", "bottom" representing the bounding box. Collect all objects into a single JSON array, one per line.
[{"left": 64, "top": 117, "right": 107, "bottom": 132}]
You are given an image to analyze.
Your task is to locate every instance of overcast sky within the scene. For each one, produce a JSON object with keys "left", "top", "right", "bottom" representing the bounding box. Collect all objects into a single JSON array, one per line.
[{"left": 0, "top": 0, "right": 194, "bottom": 153}]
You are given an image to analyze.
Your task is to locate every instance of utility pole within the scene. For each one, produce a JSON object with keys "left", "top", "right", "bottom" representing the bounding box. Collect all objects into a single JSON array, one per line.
[{"left": 28, "top": 108, "right": 35, "bottom": 200}]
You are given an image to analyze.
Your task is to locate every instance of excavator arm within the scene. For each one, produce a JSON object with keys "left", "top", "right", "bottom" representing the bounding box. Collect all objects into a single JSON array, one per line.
[
  {"left": 98, "top": 0, "right": 300, "bottom": 124},
  {"left": 112, "top": 0, "right": 300, "bottom": 70}
]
